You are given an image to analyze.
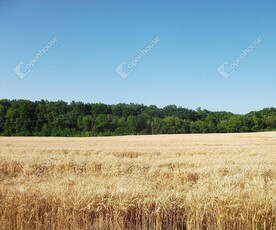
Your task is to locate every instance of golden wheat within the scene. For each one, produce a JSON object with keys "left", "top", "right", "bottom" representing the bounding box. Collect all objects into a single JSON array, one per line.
[{"left": 0, "top": 132, "right": 275, "bottom": 229}]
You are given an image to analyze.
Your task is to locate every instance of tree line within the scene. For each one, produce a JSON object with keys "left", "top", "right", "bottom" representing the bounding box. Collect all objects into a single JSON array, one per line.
[{"left": 0, "top": 99, "right": 275, "bottom": 136}]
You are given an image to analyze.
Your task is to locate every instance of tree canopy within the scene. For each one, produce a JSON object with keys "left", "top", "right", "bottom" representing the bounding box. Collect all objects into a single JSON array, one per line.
[{"left": 0, "top": 99, "right": 275, "bottom": 136}]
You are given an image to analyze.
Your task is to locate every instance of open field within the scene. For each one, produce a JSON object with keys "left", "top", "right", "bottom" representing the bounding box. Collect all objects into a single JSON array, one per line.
[{"left": 0, "top": 132, "right": 275, "bottom": 229}]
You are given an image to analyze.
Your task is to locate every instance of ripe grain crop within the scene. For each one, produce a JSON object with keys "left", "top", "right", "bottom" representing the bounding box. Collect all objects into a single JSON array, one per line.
[{"left": 0, "top": 132, "right": 275, "bottom": 229}]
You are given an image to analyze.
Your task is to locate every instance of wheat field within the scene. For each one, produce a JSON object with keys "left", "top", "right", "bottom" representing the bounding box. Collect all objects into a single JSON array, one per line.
[{"left": 0, "top": 132, "right": 275, "bottom": 229}]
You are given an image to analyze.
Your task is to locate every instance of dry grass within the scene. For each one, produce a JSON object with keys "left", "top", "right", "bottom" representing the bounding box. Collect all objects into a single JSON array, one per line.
[{"left": 0, "top": 132, "right": 276, "bottom": 229}]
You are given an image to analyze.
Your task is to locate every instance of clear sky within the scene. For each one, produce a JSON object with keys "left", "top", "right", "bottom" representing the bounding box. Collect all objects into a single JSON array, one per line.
[{"left": 0, "top": 0, "right": 275, "bottom": 114}]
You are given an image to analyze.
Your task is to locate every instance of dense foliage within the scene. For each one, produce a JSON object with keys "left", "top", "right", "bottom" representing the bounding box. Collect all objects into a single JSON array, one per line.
[{"left": 0, "top": 99, "right": 275, "bottom": 136}]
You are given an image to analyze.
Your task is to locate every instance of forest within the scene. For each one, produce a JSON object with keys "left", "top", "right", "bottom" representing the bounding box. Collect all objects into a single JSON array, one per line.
[{"left": 0, "top": 99, "right": 275, "bottom": 136}]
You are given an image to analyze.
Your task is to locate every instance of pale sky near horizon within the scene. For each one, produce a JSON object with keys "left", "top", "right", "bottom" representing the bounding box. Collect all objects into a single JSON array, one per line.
[{"left": 0, "top": 0, "right": 275, "bottom": 114}]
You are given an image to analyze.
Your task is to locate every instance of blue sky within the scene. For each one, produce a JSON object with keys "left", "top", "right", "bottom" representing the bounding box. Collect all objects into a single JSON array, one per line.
[{"left": 0, "top": 0, "right": 275, "bottom": 114}]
